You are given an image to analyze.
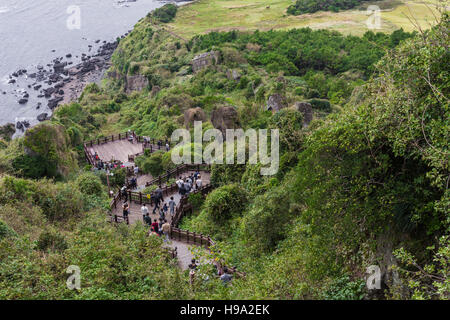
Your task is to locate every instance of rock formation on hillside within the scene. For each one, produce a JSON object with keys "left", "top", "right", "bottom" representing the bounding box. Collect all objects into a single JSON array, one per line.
[
  {"left": 191, "top": 51, "right": 220, "bottom": 73},
  {"left": 125, "top": 75, "right": 149, "bottom": 93},
  {"left": 184, "top": 107, "right": 206, "bottom": 129},
  {"left": 294, "top": 101, "right": 313, "bottom": 125},
  {"left": 211, "top": 106, "right": 240, "bottom": 134},
  {"left": 266, "top": 93, "right": 287, "bottom": 112}
]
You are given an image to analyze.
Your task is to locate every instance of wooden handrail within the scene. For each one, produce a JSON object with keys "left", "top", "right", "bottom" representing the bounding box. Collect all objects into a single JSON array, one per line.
[
  {"left": 104, "top": 152, "right": 243, "bottom": 276},
  {"left": 83, "top": 131, "right": 171, "bottom": 149}
]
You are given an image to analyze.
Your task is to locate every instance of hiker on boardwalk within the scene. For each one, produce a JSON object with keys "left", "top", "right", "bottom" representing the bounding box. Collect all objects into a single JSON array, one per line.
[
  {"left": 188, "top": 259, "right": 197, "bottom": 285},
  {"left": 134, "top": 166, "right": 139, "bottom": 175},
  {"left": 155, "top": 185, "right": 163, "bottom": 200},
  {"left": 143, "top": 212, "right": 151, "bottom": 226},
  {"left": 196, "top": 175, "right": 202, "bottom": 190},
  {"left": 165, "top": 142, "right": 170, "bottom": 152},
  {"left": 162, "top": 219, "right": 171, "bottom": 243},
  {"left": 158, "top": 218, "right": 164, "bottom": 236},
  {"left": 184, "top": 180, "right": 191, "bottom": 195},
  {"left": 151, "top": 219, "right": 159, "bottom": 235},
  {"left": 121, "top": 186, "right": 128, "bottom": 202},
  {"left": 129, "top": 177, "right": 137, "bottom": 189},
  {"left": 176, "top": 177, "right": 184, "bottom": 194},
  {"left": 168, "top": 196, "right": 176, "bottom": 216},
  {"left": 161, "top": 202, "right": 168, "bottom": 218},
  {"left": 122, "top": 202, "right": 129, "bottom": 224},
  {"left": 152, "top": 185, "right": 163, "bottom": 214},
  {"left": 141, "top": 203, "right": 149, "bottom": 221},
  {"left": 153, "top": 195, "right": 160, "bottom": 214}
]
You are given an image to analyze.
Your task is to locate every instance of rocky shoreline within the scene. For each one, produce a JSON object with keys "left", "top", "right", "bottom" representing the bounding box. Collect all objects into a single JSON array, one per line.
[
  {"left": 1, "top": 0, "right": 195, "bottom": 139},
  {"left": 5, "top": 39, "right": 121, "bottom": 133}
]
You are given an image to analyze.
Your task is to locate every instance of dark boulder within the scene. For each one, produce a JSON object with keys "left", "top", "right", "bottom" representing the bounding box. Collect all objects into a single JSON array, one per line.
[
  {"left": 37, "top": 113, "right": 49, "bottom": 122},
  {"left": 294, "top": 101, "right": 313, "bottom": 125}
]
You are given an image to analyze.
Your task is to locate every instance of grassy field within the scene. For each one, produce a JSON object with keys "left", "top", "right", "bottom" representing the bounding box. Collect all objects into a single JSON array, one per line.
[{"left": 168, "top": 0, "right": 445, "bottom": 38}]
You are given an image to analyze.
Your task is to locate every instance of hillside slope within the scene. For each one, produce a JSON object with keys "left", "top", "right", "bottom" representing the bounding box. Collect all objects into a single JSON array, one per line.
[{"left": 0, "top": 3, "right": 447, "bottom": 300}]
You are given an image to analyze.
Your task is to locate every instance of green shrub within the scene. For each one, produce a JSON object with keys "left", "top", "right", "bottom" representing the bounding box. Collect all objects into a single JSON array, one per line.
[
  {"left": 12, "top": 154, "right": 47, "bottom": 179},
  {"left": 141, "top": 152, "right": 164, "bottom": 177},
  {"left": 36, "top": 231, "right": 68, "bottom": 252},
  {"left": 143, "top": 185, "right": 158, "bottom": 195},
  {"left": 0, "top": 219, "right": 17, "bottom": 240},
  {"left": 321, "top": 275, "right": 366, "bottom": 300},
  {"left": 203, "top": 184, "right": 247, "bottom": 223},
  {"left": 188, "top": 192, "right": 204, "bottom": 210},
  {"left": 76, "top": 172, "right": 103, "bottom": 196},
  {"left": 151, "top": 4, "right": 178, "bottom": 23},
  {"left": 309, "top": 98, "right": 331, "bottom": 112}
]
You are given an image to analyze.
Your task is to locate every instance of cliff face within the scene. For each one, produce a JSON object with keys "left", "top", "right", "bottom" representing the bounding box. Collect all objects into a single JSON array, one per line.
[
  {"left": 108, "top": 71, "right": 149, "bottom": 93},
  {"left": 191, "top": 51, "right": 220, "bottom": 73},
  {"left": 211, "top": 106, "right": 240, "bottom": 134},
  {"left": 124, "top": 75, "right": 149, "bottom": 93}
]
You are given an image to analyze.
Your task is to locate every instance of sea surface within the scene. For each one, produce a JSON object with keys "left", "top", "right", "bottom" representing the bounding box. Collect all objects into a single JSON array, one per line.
[{"left": 0, "top": 0, "right": 178, "bottom": 132}]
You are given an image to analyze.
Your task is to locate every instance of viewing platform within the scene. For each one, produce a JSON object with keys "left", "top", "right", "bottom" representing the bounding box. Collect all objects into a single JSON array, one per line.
[{"left": 83, "top": 131, "right": 168, "bottom": 165}]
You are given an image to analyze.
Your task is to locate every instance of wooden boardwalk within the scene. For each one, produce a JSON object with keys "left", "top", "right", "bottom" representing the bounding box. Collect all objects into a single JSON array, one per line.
[
  {"left": 84, "top": 134, "right": 224, "bottom": 273},
  {"left": 133, "top": 171, "right": 211, "bottom": 191},
  {"left": 86, "top": 139, "right": 145, "bottom": 164},
  {"left": 112, "top": 173, "right": 211, "bottom": 270}
]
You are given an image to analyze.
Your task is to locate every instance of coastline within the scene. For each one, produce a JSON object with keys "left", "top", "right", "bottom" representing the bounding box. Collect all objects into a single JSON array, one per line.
[{"left": 1, "top": 0, "right": 196, "bottom": 140}]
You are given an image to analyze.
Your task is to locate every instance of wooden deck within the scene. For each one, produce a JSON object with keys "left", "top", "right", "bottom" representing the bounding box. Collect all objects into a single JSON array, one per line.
[
  {"left": 113, "top": 172, "right": 210, "bottom": 224},
  {"left": 86, "top": 139, "right": 145, "bottom": 164},
  {"left": 112, "top": 173, "right": 211, "bottom": 270}
]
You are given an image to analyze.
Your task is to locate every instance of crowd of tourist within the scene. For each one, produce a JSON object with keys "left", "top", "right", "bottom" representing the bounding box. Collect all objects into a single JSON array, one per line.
[{"left": 176, "top": 171, "right": 202, "bottom": 196}]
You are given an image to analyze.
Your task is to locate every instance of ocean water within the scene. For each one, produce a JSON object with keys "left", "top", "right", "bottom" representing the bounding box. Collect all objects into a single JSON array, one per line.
[{"left": 0, "top": 0, "right": 175, "bottom": 131}]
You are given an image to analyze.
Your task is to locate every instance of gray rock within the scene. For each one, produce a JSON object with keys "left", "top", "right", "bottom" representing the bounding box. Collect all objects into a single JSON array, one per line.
[
  {"left": 211, "top": 106, "right": 240, "bottom": 134},
  {"left": 266, "top": 94, "right": 287, "bottom": 112},
  {"left": 294, "top": 101, "right": 313, "bottom": 125},
  {"left": 191, "top": 51, "right": 220, "bottom": 73}
]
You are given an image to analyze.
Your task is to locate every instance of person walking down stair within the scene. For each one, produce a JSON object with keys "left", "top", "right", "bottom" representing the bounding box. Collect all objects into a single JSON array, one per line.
[
  {"left": 168, "top": 196, "right": 176, "bottom": 216},
  {"left": 143, "top": 212, "right": 151, "bottom": 226},
  {"left": 151, "top": 219, "right": 159, "bottom": 235},
  {"left": 141, "top": 203, "right": 149, "bottom": 222},
  {"left": 162, "top": 219, "right": 171, "bottom": 243},
  {"left": 196, "top": 175, "right": 202, "bottom": 190},
  {"left": 153, "top": 185, "right": 163, "bottom": 214},
  {"left": 122, "top": 201, "right": 129, "bottom": 225}
]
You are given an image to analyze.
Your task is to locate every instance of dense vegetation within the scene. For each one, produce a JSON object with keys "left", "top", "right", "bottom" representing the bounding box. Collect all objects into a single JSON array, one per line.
[
  {"left": 0, "top": 2, "right": 447, "bottom": 300},
  {"left": 149, "top": 3, "right": 178, "bottom": 23},
  {"left": 287, "top": 0, "right": 373, "bottom": 15}
]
